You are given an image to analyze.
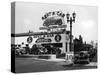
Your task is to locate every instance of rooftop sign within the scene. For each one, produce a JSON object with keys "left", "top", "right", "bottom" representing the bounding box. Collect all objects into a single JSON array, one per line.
[
  {"left": 42, "top": 11, "right": 65, "bottom": 20},
  {"left": 41, "top": 11, "right": 66, "bottom": 28}
]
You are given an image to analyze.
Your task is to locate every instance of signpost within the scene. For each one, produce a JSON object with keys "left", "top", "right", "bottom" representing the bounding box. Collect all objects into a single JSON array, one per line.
[{"left": 65, "top": 52, "right": 74, "bottom": 64}]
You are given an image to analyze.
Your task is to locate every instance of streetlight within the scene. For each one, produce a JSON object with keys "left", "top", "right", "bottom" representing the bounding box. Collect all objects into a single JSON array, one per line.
[{"left": 66, "top": 12, "right": 76, "bottom": 51}]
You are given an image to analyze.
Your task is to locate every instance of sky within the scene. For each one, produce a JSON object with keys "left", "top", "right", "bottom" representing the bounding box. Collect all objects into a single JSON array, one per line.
[{"left": 15, "top": 2, "right": 98, "bottom": 43}]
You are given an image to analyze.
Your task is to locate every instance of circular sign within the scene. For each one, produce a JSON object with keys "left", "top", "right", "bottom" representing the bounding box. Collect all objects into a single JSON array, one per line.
[
  {"left": 55, "top": 34, "right": 61, "bottom": 42},
  {"left": 27, "top": 36, "right": 33, "bottom": 43}
]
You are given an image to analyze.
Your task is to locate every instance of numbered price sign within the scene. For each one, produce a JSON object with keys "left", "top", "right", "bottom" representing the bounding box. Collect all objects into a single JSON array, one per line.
[
  {"left": 27, "top": 36, "right": 33, "bottom": 43},
  {"left": 55, "top": 34, "right": 61, "bottom": 42},
  {"left": 65, "top": 53, "right": 74, "bottom": 64}
]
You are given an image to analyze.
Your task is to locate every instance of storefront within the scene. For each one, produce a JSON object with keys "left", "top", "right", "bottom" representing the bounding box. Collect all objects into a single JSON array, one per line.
[{"left": 12, "top": 11, "right": 74, "bottom": 57}]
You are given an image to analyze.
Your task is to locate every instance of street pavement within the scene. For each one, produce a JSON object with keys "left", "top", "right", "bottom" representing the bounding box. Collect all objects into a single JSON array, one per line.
[{"left": 15, "top": 57, "right": 97, "bottom": 73}]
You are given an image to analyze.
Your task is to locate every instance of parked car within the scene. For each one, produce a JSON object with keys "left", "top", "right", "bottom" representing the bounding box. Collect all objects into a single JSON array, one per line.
[
  {"left": 38, "top": 47, "right": 48, "bottom": 54},
  {"left": 15, "top": 47, "right": 20, "bottom": 56},
  {"left": 15, "top": 47, "right": 26, "bottom": 56},
  {"left": 74, "top": 51, "right": 90, "bottom": 64}
]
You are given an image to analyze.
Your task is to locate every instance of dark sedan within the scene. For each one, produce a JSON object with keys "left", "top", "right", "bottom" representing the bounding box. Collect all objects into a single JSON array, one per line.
[{"left": 74, "top": 51, "right": 90, "bottom": 64}]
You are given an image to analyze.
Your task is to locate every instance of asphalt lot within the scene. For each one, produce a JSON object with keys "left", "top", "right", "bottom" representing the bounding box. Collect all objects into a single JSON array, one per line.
[{"left": 15, "top": 57, "right": 97, "bottom": 73}]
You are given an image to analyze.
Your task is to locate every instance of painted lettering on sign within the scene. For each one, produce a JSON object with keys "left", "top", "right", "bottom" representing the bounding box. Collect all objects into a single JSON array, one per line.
[
  {"left": 42, "top": 11, "right": 65, "bottom": 20},
  {"left": 33, "top": 34, "right": 54, "bottom": 38},
  {"left": 35, "top": 38, "right": 52, "bottom": 43}
]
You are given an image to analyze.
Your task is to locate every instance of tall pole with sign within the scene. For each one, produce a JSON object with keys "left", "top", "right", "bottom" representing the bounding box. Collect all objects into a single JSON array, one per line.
[{"left": 66, "top": 12, "right": 76, "bottom": 52}]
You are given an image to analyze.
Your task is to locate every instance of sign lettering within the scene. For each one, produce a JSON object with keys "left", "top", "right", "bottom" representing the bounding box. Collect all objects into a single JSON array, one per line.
[
  {"left": 42, "top": 11, "right": 65, "bottom": 20},
  {"left": 35, "top": 38, "right": 52, "bottom": 43},
  {"left": 33, "top": 34, "right": 54, "bottom": 38}
]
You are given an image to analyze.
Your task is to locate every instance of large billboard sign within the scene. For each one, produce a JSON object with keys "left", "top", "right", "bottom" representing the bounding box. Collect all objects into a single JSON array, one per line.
[{"left": 41, "top": 11, "right": 65, "bottom": 27}]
